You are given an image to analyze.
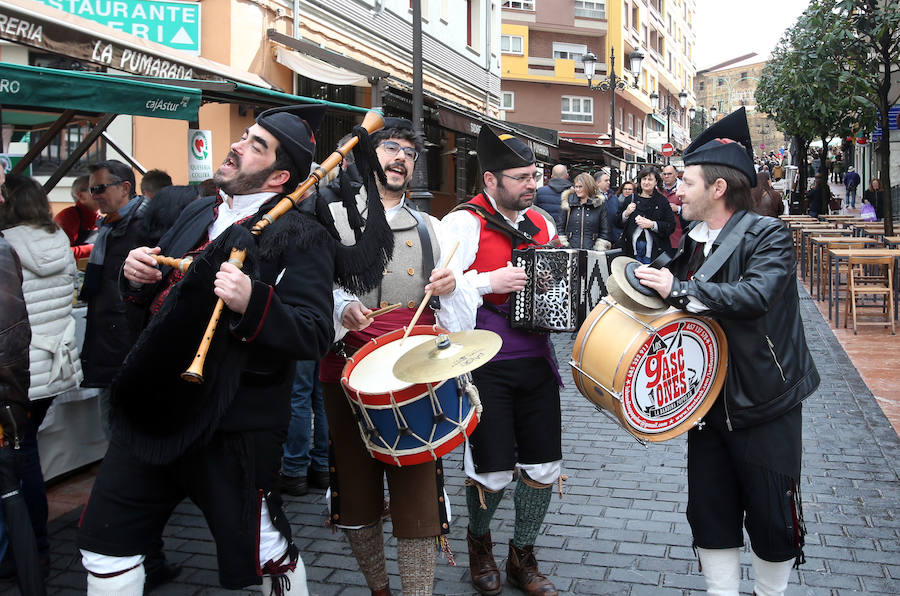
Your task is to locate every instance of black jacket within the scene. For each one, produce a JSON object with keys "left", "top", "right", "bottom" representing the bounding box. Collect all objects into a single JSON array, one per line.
[
  {"left": 664, "top": 210, "right": 819, "bottom": 429},
  {"left": 559, "top": 188, "right": 612, "bottom": 248},
  {"left": 616, "top": 191, "right": 675, "bottom": 261},
  {"left": 0, "top": 236, "right": 30, "bottom": 411},
  {"left": 535, "top": 178, "right": 570, "bottom": 229},
  {"left": 80, "top": 197, "right": 149, "bottom": 387}
]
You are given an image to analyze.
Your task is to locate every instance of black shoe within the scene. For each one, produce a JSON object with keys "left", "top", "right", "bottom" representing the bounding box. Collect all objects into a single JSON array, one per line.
[
  {"left": 145, "top": 560, "right": 182, "bottom": 591},
  {"left": 280, "top": 474, "right": 309, "bottom": 496},
  {"left": 307, "top": 467, "right": 330, "bottom": 489}
]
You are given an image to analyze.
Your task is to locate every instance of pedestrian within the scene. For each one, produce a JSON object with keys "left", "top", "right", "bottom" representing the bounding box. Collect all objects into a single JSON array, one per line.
[
  {"left": 54, "top": 174, "right": 98, "bottom": 260},
  {"left": 842, "top": 166, "right": 860, "bottom": 209},
  {"left": 321, "top": 117, "right": 468, "bottom": 596},
  {"left": 661, "top": 164, "right": 684, "bottom": 251},
  {"left": 534, "top": 164, "right": 570, "bottom": 229},
  {"left": 615, "top": 165, "right": 675, "bottom": 264},
  {"left": 635, "top": 107, "right": 819, "bottom": 596},
  {"left": 559, "top": 172, "right": 611, "bottom": 249},
  {"left": 0, "top": 174, "right": 83, "bottom": 575},
  {"left": 862, "top": 178, "right": 885, "bottom": 220},
  {"left": 750, "top": 171, "right": 784, "bottom": 218},
  {"left": 139, "top": 169, "right": 173, "bottom": 200},
  {"left": 805, "top": 174, "right": 828, "bottom": 217},
  {"left": 77, "top": 105, "right": 346, "bottom": 595},
  {"left": 442, "top": 125, "right": 562, "bottom": 596},
  {"left": 594, "top": 171, "right": 620, "bottom": 244},
  {"left": 279, "top": 360, "right": 329, "bottom": 497}
]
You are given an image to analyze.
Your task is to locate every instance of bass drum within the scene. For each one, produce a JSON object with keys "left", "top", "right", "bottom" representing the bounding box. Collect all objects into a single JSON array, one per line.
[{"left": 571, "top": 297, "right": 728, "bottom": 442}]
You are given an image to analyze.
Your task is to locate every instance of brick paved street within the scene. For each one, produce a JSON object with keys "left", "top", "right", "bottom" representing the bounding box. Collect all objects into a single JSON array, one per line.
[{"left": 11, "top": 282, "right": 899, "bottom": 595}]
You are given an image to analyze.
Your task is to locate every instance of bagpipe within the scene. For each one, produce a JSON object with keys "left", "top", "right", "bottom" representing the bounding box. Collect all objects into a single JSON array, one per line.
[{"left": 110, "top": 111, "right": 393, "bottom": 464}]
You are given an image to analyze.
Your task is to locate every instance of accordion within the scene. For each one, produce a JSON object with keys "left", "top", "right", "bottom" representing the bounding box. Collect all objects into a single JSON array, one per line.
[{"left": 510, "top": 247, "right": 614, "bottom": 332}]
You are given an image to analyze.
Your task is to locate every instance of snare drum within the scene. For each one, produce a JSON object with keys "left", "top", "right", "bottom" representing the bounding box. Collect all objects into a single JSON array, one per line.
[
  {"left": 341, "top": 325, "right": 480, "bottom": 466},
  {"left": 570, "top": 298, "right": 727, "bottom": 442}
]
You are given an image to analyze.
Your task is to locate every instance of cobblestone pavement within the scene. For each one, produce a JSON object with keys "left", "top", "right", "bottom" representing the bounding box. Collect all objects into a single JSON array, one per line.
[{"left": 13, "top": 283, "right": 900, "bottom": 595}]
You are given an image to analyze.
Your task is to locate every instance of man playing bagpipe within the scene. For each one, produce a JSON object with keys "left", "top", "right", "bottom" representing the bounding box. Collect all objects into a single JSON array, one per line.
[{"left": 77, "top": 105, "right": 393, "bottom": 595}]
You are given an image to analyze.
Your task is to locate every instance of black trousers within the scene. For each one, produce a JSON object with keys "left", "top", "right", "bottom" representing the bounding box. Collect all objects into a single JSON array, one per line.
[{"left": 77, "top": 428, "right": 290, "bottom": 589}]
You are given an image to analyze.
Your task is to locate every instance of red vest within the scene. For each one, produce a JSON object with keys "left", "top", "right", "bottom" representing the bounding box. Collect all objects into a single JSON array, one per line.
[{"left": 465, "top": 193, "right": 551, "bottom": 305}]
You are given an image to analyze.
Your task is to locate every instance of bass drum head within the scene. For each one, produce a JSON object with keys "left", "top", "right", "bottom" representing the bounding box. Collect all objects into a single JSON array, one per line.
[{"left": 616, "top": 312, "right": 727, "bottom": 441}]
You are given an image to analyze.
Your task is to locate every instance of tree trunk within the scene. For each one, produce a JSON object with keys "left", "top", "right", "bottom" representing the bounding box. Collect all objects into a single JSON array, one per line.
[{"left": 878, "top": 30, "right": 894, "bottom": 234}]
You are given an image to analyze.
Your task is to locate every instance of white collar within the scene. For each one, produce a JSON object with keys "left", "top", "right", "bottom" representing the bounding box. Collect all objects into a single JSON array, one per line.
[
  {"left": 687, "top": 221, "right": 723, "bottom": 256},
  {"left": 219, "top": 190, "right": 277, "bottom": 211},
  {"left": 484, "top": 192, "right": 526, "bottom": 225}
]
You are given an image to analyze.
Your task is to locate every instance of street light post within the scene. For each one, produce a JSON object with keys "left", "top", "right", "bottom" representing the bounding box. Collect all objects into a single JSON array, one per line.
[
  {"left": 649, "top": 89, "right": 688, "bottom": 164},
  {"left": 582, "top": 47, "right": 644, "bottom": 153}
]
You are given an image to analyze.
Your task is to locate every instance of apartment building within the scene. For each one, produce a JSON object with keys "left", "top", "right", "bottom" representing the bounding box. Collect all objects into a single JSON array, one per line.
[{"left": 500, "top": 0, "right": 696, "bottom": 173}]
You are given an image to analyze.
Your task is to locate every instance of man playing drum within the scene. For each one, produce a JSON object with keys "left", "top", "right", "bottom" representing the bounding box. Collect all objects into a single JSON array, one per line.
[
  {"left": 77, "top": 105, "right": 337, "bottom": 595},
  {"left": 441, "top": 126, "right": 562, "bottom": 596},
  {"left": 320, "top": 117, "right": 472, "bottom": 596},
  {"left": 635, "top": 107, "right": 819, "bottom": 596}
]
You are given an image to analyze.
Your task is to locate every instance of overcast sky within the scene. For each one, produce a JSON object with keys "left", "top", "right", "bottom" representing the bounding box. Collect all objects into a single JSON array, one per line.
[{"left": 694, "top": 0, "right": 812, "bottom": 70}]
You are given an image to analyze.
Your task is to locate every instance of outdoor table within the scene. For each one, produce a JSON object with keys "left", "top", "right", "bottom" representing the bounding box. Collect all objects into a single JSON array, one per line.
[
  {"left": 850, "top": 222, "right": 886, "bottom": 237},
  {"left": 828, "top": 248, "right": 900, "bottom": 326},
  {"left": 883, "top": 236, "right": 900, "bottom": 249},
  {"left": 806, "top": 231, "right": 854, "bottom": 286},
  {"left": 815, "top": 237, "right": 877, "bottom": 301},
  {"left": 792, "top": 224, "right": 835, "bottom": 266}
]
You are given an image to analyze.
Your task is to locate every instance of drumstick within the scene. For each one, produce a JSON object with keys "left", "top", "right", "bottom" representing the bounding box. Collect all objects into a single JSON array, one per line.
[
  {"left": 400, "top": 241, "right": 460, "bottom": 343},
  {"left": 366, "top": 302, "right": 402, "bottom": 319}
]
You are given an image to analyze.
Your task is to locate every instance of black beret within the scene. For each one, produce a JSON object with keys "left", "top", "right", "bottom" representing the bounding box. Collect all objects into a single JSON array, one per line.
[
  {"left": 382, "top": 117, "right": 414, "bottom": 131},
  {"left": 683, "top": 107, "right": 757, "bottom": 187},
  {"left": 256, "top": 104, "right": 327, "bottom": 174},
  {"left": 477, "top": 125, "right": 534, "bottom": 173}
]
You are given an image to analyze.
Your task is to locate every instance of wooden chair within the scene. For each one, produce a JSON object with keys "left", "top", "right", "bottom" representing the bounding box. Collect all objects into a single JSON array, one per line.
[
  {"left": 822, "top": 240, "right": 868, "bottom": 304},
  {"left": 844, "top": 255, "right": 895, "bottom": 335}
]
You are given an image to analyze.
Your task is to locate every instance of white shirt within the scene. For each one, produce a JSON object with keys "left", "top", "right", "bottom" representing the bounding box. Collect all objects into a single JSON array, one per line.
[
  {"left": 207, "top": 190, "right": 277, "bottom": 241},
  {"left": 682, "top": 221, "right": 723, "bottom": 313},
  {"left": 332, "top": 196, "right": 478, "bottom": 338}
]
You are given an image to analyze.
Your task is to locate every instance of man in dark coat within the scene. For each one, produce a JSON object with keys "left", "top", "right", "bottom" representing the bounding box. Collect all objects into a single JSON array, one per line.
[
  {"left": 534, "top": 164, "right": 569, "bottom": 228},
  {"left": 77, "top": 106, "right": 336, "bottom": 595},
  {"left": 636, "top": 107, "right": 819, "bottom": 596}
]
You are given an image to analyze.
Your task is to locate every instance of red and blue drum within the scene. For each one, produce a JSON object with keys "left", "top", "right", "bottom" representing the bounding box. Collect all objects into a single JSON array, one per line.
[{"left": 341, "top": 325, "right": 480, "bottom": 466}]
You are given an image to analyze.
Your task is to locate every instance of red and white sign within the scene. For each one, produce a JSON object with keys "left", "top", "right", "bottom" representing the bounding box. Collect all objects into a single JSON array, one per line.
[
  {"left": 661, "top": 143, "right": 675, "bottom": 157},
  {"left": 620, "top": 319, "right": 720, "bottom": 435}
]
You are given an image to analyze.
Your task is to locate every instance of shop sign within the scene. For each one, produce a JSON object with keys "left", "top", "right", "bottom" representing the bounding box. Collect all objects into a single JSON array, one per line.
[{"left": 188, "top": 129, "right": 213, "bottom": 182}]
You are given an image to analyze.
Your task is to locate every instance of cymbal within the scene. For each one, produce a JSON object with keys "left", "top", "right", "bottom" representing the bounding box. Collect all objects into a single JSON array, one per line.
[
  {"left": 393, "top": 331, "right": 502, "bottom": 383},
  {"left": 607, "top": 256, "right": 668, "bottom": 314}
]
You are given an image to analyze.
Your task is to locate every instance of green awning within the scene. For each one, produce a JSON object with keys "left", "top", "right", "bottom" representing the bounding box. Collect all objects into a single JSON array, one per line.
[{"left": 0, "top": 62, "right": 203, "bottom": 120}]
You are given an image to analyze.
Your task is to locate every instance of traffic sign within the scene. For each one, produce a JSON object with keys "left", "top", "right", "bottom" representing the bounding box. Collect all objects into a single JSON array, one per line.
[
  {"left": 661, "top": 143, "right": 675, "bottom": 157},
  {"left": 36, "top": 0, "right": 201, "bottom": 54}
]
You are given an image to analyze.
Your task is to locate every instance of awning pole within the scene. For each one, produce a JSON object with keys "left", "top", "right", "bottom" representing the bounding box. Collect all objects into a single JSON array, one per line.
[
  {"left": 42, "top": 113, "right": 116, "bottom": 193},
  {"left": 10, "top": 109, "right": 77, "bottom": 175},
  {"left": 101, "top": 132, "right": 146, "bottom": 175}
]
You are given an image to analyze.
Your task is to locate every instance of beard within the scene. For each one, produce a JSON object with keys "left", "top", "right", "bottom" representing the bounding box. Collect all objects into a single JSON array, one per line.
[
  {"left": 493, "top": 177, "right": 535, "bottom": 212},
  {"left": 213, "top": 152, "right": 276, "bottom": 196}
]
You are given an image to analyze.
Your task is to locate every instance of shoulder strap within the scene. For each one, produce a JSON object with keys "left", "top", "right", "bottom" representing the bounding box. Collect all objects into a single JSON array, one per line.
[
  {"left": 452, "top": 202, "right": 550, "bottom": 248},
  {"left": 692, "top": 211, "right": 757, "bottom": 282}
]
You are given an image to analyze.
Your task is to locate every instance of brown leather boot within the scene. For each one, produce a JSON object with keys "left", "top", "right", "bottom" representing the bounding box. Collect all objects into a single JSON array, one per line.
[
  {"left": 371, "top": 587, "right": 392, "bottom": 596},
  {"left": 506, "top": 541, "right": 558, "bottom": 595},
  {"left": 466, "top": 529, "right": 502, "bottom": 595}
]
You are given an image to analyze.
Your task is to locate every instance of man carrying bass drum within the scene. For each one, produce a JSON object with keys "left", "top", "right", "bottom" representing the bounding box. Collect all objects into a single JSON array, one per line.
[{"left": 635, "top": 107, "right": 819, "bottom": 596}]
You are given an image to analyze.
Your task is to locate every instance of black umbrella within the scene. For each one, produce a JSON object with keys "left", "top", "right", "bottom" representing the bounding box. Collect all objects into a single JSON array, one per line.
[{"left": 0, "top": 443, "right": 46, "bottom": 596}]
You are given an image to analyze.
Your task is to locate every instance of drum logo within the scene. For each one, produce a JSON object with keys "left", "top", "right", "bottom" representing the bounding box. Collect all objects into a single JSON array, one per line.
[{"left": 621, "top": 319, "right": 719, "bottom": 434}]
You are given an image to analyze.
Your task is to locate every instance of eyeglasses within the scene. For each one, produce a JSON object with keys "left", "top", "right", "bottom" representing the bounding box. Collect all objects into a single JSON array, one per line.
[
  {"left": 500, "top": 172, "right": 543, "bottom": 183},
  {"left": 89, "top": 180, "right": 124, "bottom": 195},
  {"left": 378, "top": 141, "right": 419, "bottom": 162}
]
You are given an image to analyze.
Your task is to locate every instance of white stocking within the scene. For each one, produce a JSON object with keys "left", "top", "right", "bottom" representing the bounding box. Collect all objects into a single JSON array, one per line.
[
  {"left": 697, "top": 547, "right": 740, "bottom": 596},
  {"left": 260, "top": 556, "right": 308, "bottom": 596},
  {"left": 752, "top": 554, "right": 793, "bottom": 596},
  {"left": 86, "top": 565, "right": 145, "bottom": 596}
]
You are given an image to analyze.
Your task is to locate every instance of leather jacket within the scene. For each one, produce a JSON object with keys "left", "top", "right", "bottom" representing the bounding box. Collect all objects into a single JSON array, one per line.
[
  {"left": 560, "top": 188, "right": 612, "bottom": 249},
  {"left": 664, "top": 210, "right": 819, "bottom": 429},
  {"left": 0, "top": 236, "right": 31, "bottom": 444}
]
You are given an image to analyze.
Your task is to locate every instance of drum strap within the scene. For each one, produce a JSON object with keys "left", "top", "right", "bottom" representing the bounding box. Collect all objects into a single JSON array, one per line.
[
  {"left": 691, "top": 211, "right": 757, "bottom": 283},
  {"left": 452, "top": 203, "right": 551, "bottom": 248},
  {"left": 406, "top": 206, "right": 441, "bottom": 311}
]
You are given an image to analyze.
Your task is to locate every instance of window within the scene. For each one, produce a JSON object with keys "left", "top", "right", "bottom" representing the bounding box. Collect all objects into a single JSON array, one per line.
[
  {"left": 618, "top": 107, "right": 624, "bottom": 130},
  {"left": 636, "top": 118, "right": 643, "bottom": 140},
  {"left": 574, "top": 0, "right": 605, "bottom": 19},
  {"left": 501, "top": 91, "right": 515, "bottom": 110},
  {"left": 553, "top": 42, "right": 588, "bottom": 61},
  {"left": 466, "top": 0, "right": 472, "bottom": 46},
  {"left": 633, "top": 5, "right": 639, "bottom": 31},
  {"left": 698, "top": 81, "right": 705, "bottom": 91},
  {"left": 718, "top": 78, "right": 725, "bottom": 86},
  {"left": 501, "top": 35, "right": 523, "bottom": 54},
  {"left": 561, "top": 96, "right": 593, "bottom": 123},
  {"left": 627, "top": 113, "right": 634, "bottom": 136},
  {"left": 502, "top": 0, "right": 534, "bottom": 9}
]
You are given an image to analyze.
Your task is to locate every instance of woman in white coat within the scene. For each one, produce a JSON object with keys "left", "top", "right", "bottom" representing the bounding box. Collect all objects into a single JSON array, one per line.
[{"left": 0, "top": 174, "right": 83, "bottom": 570}]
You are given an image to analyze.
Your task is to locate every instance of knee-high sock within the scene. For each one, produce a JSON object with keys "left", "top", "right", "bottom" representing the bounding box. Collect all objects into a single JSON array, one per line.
[
  {"left": 752, "top": 554, "right": 793, "bottom": 596},
  {"left": 260, "top": 560, "right": 308, "bottom": 596},
  {"left": 512, "top": 474, "right": 552, "bottom": 548},
  {"left": 87, "top": 565, "right": 145, "bottom": 596},
  {"left": 697, "top": 547, "right": 740, "bottom": 596},
  {"left": 344, "top": 520, "right": 389, "bottom": 591},
  {"left": 397, "top": 536, "right": 437, "bottom": 596},
  {"left": 466, "top": 482, "right": 504, "bottom": 536}
]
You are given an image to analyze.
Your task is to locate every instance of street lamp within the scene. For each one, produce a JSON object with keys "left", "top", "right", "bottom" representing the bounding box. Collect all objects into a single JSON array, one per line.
[
  {"left": 649, "top": 89, "right": 689, "bottom": 163},
  {"left": 581, "top": 47, "right": 644, "bottom": 151},
  {"left": 709, "top": 105, "right": 718, "bottom": 121}
]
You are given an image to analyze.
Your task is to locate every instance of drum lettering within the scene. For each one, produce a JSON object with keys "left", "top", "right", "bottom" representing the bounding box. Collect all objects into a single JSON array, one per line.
[{"left": 651, "top": 348, "right": 688, "bottom": 407}]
